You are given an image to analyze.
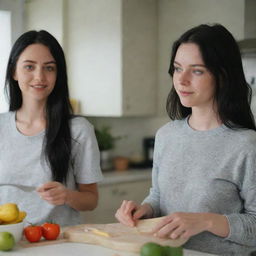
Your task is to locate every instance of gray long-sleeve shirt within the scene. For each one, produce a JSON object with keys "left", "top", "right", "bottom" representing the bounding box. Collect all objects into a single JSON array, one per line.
[{"left": 143, "top": 118, "right": 256, "bottom": 255}]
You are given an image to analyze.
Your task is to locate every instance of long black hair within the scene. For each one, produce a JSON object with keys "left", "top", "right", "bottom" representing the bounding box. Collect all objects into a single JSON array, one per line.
[
  {"left": 5, "top": 30, "right": 73, "bottom": 183},
  {"left": 166, "top": 23, "right": 256, "bottom": 131}
]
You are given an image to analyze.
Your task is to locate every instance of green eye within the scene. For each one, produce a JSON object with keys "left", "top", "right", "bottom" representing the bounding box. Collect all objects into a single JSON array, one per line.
[
  {"left": 24, "top": 65, "right": 33, "bottom": 70},
  {"left": 174, "top": 66, "right": 182, "bottom": 72},
  {"left": 45, "top": 66, "right": 55, "bottom": 71},
  {"left": 193, "top": 70, "right": 203, "bottom": 75}
]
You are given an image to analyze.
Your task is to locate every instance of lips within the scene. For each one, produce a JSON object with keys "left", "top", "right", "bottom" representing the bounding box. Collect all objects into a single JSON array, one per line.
[
  {"left": 30, "top": 84, "right": 47, "bottom": 89},
  {"left": 179, "top": 90, "right": 193, "bottom": 96}
]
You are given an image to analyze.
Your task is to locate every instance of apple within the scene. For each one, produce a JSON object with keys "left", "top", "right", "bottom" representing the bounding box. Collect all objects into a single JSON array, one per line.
[{"left": 0, "top": 232, "right": 15, "bottom": 251}]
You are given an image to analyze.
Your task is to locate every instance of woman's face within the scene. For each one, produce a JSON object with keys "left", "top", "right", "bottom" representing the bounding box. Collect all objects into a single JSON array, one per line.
[
  {"left": 173, "top": 43, "right": 216, "bottom": 110},
  {"left": 13, "top": 43, "right": 57, "bottom": 104}
]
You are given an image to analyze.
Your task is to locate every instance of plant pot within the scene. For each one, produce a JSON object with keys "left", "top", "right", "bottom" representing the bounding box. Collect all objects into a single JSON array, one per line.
[
  {"left": 113, "top": 156, "right": 129, "bottom": 171},
  {"left": 100, "top": 150, "right": 112, "bottom": 171}
]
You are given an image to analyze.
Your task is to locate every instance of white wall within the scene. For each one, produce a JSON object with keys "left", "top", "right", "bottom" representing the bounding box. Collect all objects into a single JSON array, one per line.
[{"left": 25, "top": 0, "right": 64, "bottom": 45}]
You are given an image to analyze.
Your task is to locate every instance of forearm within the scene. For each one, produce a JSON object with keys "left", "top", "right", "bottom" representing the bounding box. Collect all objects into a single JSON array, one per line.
[
  {"left": 203, "top": 213, "right": 230, "bottom": 237},
  {"left": 65, "top": 189, "right": 98, "bottom": 211}
]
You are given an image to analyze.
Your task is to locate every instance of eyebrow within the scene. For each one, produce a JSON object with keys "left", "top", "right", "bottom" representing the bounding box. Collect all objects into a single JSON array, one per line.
[
  {"left": 22, "top": 60, "right": 56, "bottom": 65},
  {"left": 174, "top": 61, "right": 206, "bottom": 68}
]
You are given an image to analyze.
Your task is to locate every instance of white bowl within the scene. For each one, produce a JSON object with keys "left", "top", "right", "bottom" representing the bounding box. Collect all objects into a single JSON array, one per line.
[{"left": 0, "top": 222, "right": 24, "bottom": 242}]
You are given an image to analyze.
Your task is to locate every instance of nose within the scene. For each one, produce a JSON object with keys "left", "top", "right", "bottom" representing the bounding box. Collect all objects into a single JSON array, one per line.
[
  {"left": 178, "top": 70, "right": 190, "bottom": 86},
  {"left": 34, "top": 68, "right": 45, "bottom": 82}
]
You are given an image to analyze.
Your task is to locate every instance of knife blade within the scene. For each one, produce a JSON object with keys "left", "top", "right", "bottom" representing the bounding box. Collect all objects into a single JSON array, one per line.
[{"left": 0, "top": 184, "right": 37, "bottom": 192}]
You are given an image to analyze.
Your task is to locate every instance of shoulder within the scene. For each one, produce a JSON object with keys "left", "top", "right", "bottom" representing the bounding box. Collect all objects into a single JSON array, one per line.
[
  {"left": 225, "top": 128, "right": 256, "bottom": 151},
  {"left": 0, "top": 112, "right": 14, "bottom": 130},
  {"left": 156, "top": 119, "right": 185, "bottom": 139},
  {"left": 70, "top": 115, "right": 95, "bottom": 140},
  {"left": 0, "top": 111, "right": 13, "bottom": 122}
]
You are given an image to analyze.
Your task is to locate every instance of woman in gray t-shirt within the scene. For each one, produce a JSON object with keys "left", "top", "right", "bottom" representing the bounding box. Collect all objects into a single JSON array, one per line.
[
  {"left": 0, "top": 30, "right": 102, "bottom": 226},
  {"left": 115, "top": 24, "right": 256, "bottom": 255}
]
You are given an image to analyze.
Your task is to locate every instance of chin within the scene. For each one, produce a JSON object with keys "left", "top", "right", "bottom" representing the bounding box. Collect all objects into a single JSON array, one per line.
[{"left": 180, "top": 101, "right": 193, "bottom": 108}]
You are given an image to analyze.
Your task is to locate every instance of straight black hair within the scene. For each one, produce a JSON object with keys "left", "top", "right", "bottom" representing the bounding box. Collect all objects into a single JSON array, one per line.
[
  {"left": 5, "top": 30, "right": 74, "bottom": 183},
  {"left": 166, "top": 23, "right": 256, "bottom": 131}
]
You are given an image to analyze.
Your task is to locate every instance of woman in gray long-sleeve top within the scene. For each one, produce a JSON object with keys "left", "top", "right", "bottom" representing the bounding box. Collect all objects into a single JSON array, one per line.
[{"left": 115, "top": 24, "right": 256, "bottom": 255}]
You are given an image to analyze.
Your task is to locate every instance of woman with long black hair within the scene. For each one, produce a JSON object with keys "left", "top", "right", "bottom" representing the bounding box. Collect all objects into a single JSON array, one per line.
[
  {"left": 0, "top": 30, "right": 103, "bottom": 226},
  {"left": 115, "top": 24, "right": 256, "bottom": 255}
]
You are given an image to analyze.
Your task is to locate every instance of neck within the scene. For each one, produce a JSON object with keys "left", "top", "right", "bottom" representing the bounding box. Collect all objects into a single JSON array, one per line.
[
  {"left": 188, "top": 107, "right": 222, "bottom": 131},
  {"left": 15, "top": 100, "right": 47, "bottom": 136},
  {"left": 17, "top": 99, "right": 46, "bottom": 122}
]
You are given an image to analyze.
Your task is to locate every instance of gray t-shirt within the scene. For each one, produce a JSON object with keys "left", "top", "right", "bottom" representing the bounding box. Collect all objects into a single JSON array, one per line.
[
  {"left": 0, "top": 111, "right": 103, "bottom": 226},
  {"left": 143, "top": 118, "right": 256, "bottom": 255}
]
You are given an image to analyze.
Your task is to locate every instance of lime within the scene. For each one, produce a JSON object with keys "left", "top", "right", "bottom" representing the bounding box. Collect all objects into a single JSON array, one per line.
[
  {"left": 0, "top": 232, "right": 15, "bottom": 251},
  {"left": 140, "top": 242, "right": 165, "bottom": 256},
  {"left": 163, "top": 245, "right": 183, "bottom": 256}
]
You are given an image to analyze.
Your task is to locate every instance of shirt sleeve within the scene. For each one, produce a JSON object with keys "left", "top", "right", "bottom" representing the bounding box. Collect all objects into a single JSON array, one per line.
[
  {"left": 142, "top": 131, "right": 161, "bottom": 217},
  {"left": 224, "top": 149, "right": 256, "bottom": 246},
  {"left": 71, "top": 117, "right": 103, "bottom": 184}
]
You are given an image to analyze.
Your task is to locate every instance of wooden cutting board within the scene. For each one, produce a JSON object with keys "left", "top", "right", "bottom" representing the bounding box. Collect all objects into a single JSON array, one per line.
[{"left": 63, "top": 217, "right": 188, "bottom": 253}]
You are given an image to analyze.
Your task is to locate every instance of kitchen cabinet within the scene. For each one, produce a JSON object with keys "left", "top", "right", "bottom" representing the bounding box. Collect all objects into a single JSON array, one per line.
[
  {"left": 24, "top": 0, "right": 157, "bottom": 116},
  {"left": 80, "top": 170, "right": 152, "bottom": 223},
  {"left": 65, "top": 0, "right": 157, "bottom": 116}
]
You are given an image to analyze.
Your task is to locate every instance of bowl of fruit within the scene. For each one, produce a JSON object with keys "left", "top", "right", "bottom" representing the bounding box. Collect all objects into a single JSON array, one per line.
[{"left": 0, "top": 203, "right": 26, "bottom": 243}]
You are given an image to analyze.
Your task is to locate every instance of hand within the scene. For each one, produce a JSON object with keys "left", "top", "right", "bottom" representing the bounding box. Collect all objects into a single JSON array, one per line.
[
  {"left": 115, "top": 200, "right": 153, "bottom": 227},
  {"left": 152, "top": 212, "right": 212, "bottom": 240},
  {"left": 37, "top": 181, "right": 69, "bottom": 206}
]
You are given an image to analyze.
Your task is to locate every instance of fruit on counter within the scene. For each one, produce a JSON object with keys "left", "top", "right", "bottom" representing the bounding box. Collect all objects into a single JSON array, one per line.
[
  {"left": 140, "top": 242, "right": 183, "bottom": 256},
  {"left": 4, "top": 211, "right": 27, "bottom": 224},
  {"left": 0, "top": 203, "right": 19, "bottom": 222},
  {"left": 42, "top": 222, "right": 60, "bottom": 240},
  {"left": 163, "top": 245, "right": 183, "bottom": 256},
  {"left": 24, "top": 222, "right": 61, "bottom": 243},
  {"left": 140, "top": 242, "right": 165, "bottom": 256},
  {"left": 0, "top": 203, "right": 26, "bottom": 224},
  {"left": 0, "top": 231, "right": 15, "bottom": 251},
  {"left": 24, "top": 225, "right": 43, "bottom": 243}
]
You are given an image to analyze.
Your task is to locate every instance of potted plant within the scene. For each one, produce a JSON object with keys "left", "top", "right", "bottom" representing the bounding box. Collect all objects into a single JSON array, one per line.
[{"left": 95, "top": 126, "right": 116, "bottom": 171}]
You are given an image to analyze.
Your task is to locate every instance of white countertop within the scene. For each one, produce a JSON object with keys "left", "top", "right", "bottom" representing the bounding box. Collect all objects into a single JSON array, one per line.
[
  {"left": 100, "top": 169, "right": 152, "bottom": 186},
  {"left": 8, "top": 242, "right": 217, "bottom": 256}
]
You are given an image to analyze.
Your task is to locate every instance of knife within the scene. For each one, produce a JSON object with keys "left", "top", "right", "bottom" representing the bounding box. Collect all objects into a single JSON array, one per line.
[{"left": 0, "top": 184, "right": 37, "bottom": 192}]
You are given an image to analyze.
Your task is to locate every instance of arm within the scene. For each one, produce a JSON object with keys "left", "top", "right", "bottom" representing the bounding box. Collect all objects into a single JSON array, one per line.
[
  {"left": 37, "top": 182, "right": 99, "bottom": 211},
  {"left": 152, "top": 212, "right": 229, "bottom": 240},
  {"left": 153, "top": 147, "right": 256, "bottom": 246},
  {"left": 65, "top": 183, "right": 98, "bottom": 211},
  {"left": 141, "top": 132, "right": 162, "bottom": 217},
  {"left": 37, "top": 119, "right": 103, "bottom": 211},
  {"left": 116, "top": 132, "right": 163, "bottom": 226}
]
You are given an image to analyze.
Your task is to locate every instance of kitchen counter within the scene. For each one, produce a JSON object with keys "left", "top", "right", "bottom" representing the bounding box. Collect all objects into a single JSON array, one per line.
[
  {"left": 10, "top": 242, "right": 217, "bottom": 256},
  {"left": 100, "top": 168, "right": 152, "bottom": 186},
  {"left": 8, "top": 170, "right": 217, "bottom": 255}
]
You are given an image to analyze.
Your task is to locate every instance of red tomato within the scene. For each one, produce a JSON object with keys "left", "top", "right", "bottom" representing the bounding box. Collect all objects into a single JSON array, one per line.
[
  {"left": 24, "top": 225, "right": 42, "bottom": 243},
  {"left": 42, "top": 223, "right": 60, "bottom": 240}
]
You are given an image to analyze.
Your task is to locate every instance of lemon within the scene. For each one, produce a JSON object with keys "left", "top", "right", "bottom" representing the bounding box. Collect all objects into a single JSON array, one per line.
[
  {"left": 0, "top": 203, "right": 19, "bottom": 222},
  {"left": 14, "top": 211, "right": 27, "bottom": 223},
  {"left": 3, "top": 211, "right": 27, "bottom": 224},
  {"left": 140, "top": 242, "right": 165, "bottom": 256}
]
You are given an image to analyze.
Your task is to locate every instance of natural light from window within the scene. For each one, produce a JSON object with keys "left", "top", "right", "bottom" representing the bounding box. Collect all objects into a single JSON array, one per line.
[{"left": 0, "top": 10, "right": 11, "bottom": 113}]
